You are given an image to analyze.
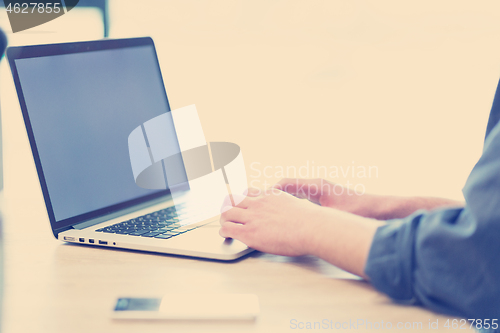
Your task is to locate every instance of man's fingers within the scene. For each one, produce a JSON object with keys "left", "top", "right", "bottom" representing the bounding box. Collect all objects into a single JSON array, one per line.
[
  {"left": 231, "top": 193, "right": 252, "bottom": 208},
  {"left": 220, "top": 196, "right": 233, "bottom": 213},
  {"left": 220, "top": 193, "right": 254, "bottom": 213},
  {"left": 220, "top": 206, "right": 250, "bottom": 224},
  {"left": 274, "top": 178, "right": 313, "bottom": 194},
  {"left": 219, "top": 221, "right": 245, "bottom": 239},
  {"left": 273, "top": 178, "right": 327, "bottom": 203},
  {"left": 245, "top": 187, "right": 262, "bottom": 197}
]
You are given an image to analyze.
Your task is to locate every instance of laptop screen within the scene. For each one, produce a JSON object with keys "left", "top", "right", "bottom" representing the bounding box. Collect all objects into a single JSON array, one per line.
[{"left": 9, "top": 39, "right": 186, "bottom": 226}]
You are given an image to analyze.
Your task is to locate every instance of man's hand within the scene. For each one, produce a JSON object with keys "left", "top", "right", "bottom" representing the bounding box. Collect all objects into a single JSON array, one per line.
[
  {"left": 219, "top": 188, "right": 321, "bottom": 256},
  {"left": 273, "top": 178, "right": 465, "bottom": 220},
  {"left": 273, "top": 178, "right": 383, "bottom": 218},
  {"left": 219, "top": 187, "right": 383, "bottom": 278}
]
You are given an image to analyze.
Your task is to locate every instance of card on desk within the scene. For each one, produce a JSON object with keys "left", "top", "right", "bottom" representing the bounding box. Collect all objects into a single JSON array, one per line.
[{"left": 111, "top": 294, "right": 260, "bottom": 320}]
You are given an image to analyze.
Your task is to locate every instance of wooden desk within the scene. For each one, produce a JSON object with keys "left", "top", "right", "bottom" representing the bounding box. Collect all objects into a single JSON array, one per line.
[{"left": 1, "top": 188, "right": 466, "bottom": 333}]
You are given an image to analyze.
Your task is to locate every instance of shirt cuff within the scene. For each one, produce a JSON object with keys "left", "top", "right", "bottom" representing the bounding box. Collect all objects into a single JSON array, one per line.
[{"left": 364, "top": 212, "right": 423, "bottom": 304}]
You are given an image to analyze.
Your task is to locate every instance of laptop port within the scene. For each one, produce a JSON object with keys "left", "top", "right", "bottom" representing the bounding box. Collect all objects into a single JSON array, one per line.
[
  {"left": 63, "top": 236, "right": 75, "bottom": 241},
  {"left": 99, "top": 240, "right": 108, "bottom": 245},
  {"left": 89, "top": 239, "right": 95, "bottom": 244},
  {"left": 79, "top": 238, "right": 85, "bottom": 243}
]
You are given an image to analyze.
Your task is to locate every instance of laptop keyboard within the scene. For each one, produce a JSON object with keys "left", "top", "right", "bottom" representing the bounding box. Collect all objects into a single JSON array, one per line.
[{"left": 95, "top": 204, "right": 199, "bottom": 240}]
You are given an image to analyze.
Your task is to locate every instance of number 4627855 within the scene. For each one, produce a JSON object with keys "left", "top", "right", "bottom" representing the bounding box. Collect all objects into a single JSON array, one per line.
[
  {"left": 444, "top": 319, "right": 499, "bottom": 330},
  {"left": 6, "top": 3, "right": 62, "bottom": 14}
]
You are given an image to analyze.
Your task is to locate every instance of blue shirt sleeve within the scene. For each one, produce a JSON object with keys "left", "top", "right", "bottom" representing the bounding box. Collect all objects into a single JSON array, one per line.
[{"left": 365, "top": 81, "right": 500, "bottom": 319}]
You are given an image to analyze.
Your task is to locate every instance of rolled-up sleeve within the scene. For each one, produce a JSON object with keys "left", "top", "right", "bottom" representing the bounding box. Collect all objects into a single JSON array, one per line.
[{"left": 365, "top": 117, "right": 500, "bottom": 318}]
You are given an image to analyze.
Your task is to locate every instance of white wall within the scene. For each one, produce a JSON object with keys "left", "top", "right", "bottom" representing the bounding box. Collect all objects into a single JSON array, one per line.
[
  {"left": 4, "top": 1, "right": 500, "bottom": 203},
  {"left": 108, "top": 1, "right": 500, "bottom": 200}
]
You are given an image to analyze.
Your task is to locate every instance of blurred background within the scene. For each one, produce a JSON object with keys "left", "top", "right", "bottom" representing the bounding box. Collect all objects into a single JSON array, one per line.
[{"left": 2, "top": 0, "right": 500, "bottom": 206}]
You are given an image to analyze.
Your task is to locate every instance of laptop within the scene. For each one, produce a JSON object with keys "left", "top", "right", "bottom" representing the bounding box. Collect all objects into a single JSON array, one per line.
[{"left": 6, "top": 37, "right": 253, "bottom": 260}]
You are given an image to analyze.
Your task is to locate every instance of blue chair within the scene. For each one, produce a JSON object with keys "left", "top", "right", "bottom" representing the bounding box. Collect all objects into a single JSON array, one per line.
[
  {"left": 0, "top": 28, "right": 6, "bottom": 191},
  {"left": 69, "top": 0, "right": 109, "bottom": 37},
  {"left": 0, "top": 27, "right": 7, "bottom": 333}
]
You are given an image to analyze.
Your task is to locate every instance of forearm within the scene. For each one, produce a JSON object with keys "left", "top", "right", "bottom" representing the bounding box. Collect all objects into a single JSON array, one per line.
[
  {"left": 364, "top": 195, "right": 465, "bottom": 220},
  {"left": 304, "top": 207, "right": 385, "bottom": 279}
]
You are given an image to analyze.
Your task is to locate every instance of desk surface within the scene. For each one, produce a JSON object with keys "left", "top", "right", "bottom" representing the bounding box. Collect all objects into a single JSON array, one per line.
[{"left": 1, "top": 189, "right": 465, "bottom": 333}]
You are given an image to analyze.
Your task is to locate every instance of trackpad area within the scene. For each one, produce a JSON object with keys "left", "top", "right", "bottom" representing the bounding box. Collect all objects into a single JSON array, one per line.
[{"left": 168, "top": 222, "right": 250, "bottom": 257}]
